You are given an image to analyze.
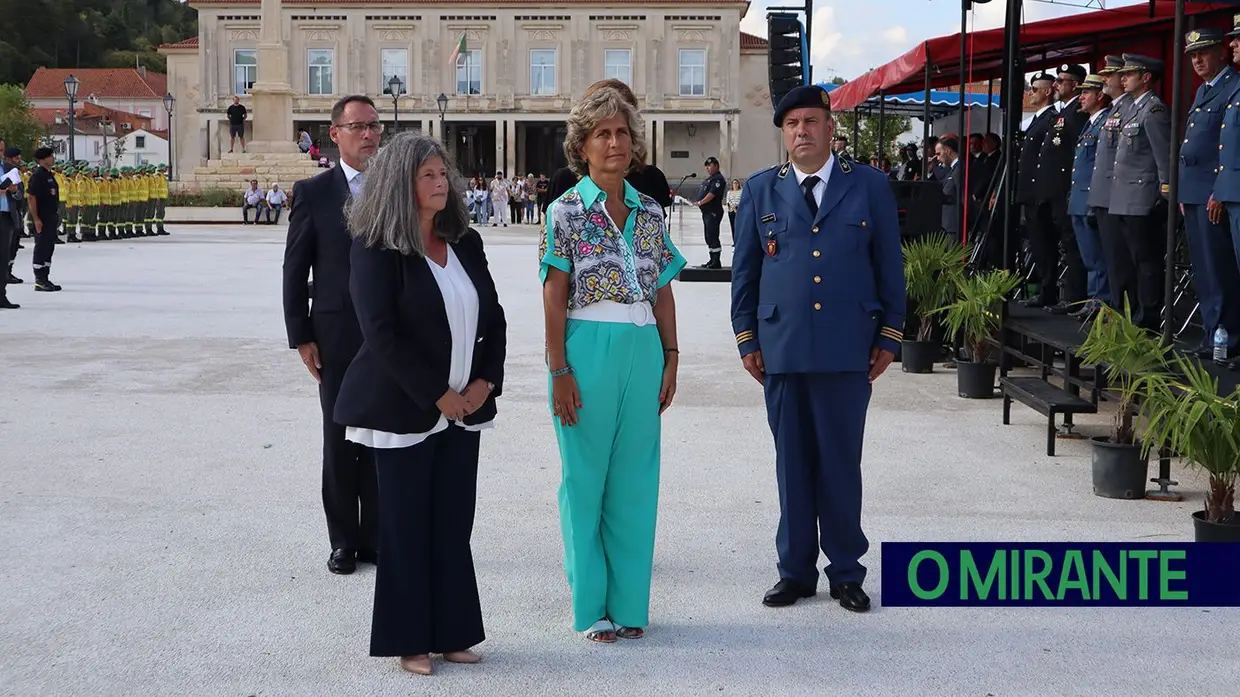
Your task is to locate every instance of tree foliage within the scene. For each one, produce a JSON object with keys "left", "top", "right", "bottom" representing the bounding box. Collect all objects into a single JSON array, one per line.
[
  {"left": 0, "top": 0, "right": 197, "bottom": 85},
  {"left": 0, "top": 84, "right": 46, "bottom": 156},
  {"left": 833, "top": 111, "right": 912, "bottom": 164}
]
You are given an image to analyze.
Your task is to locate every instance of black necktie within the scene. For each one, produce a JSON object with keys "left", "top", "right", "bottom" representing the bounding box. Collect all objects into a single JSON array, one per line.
[{"left": 802, "top": 175, "right": 820, "bottom": 217}]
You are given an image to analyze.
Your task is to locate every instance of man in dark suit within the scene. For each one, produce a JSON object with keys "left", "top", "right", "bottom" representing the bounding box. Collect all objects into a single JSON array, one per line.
[
  {"left": 282, "top": 94, "right": 384, "bottom": 575},
  {"left": 1015, "top": 72, "right": 1060, "bottom": 307},
  {"left": 1038, "top": 64, "right": 1091, "bottom": 314},
  {"left": 936, "top": 136, "right": 964, "bottom": 234}
]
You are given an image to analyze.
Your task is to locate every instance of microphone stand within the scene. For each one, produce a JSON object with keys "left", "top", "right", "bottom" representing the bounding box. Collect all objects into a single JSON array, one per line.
[{"left": 670, "top": 173, "right": 696, "bottom": 240}]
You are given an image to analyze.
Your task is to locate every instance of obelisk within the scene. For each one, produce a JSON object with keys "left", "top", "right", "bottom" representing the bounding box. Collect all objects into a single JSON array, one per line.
[{"left": 246, "top": 0, "right": 299, "bottom": 153}]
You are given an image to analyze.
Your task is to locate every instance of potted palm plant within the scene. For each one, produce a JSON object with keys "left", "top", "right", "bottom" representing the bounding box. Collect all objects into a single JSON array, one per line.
[
  {"left": 1138, "top": 355, "right": 1240, "bottom": 541},
  {"left": 932, "top": 268, "right": 1021, "bottom": 398},
  {"left": 1075, "top": 304, "right": 1171, "bottom": 499},
  {"left": 901, "top": 232, "right": 970, "bottom": 373}
]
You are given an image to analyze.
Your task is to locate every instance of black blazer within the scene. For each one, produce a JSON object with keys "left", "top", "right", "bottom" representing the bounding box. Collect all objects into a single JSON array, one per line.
[
  {"left": 281, "top": 166, "right": 363, "bottom": 369},
  {"left": 1015, "top": 106, "right": 1057, "bottom": 204},
  {"left": 333, "top": 229, "right": 507, "bottom": 435},
  {"left": 1036, "top": 97, "right": 1090, "bottom": 202},
  {"left": 941, "top": 162, "right": 962, "bottom": 234}
]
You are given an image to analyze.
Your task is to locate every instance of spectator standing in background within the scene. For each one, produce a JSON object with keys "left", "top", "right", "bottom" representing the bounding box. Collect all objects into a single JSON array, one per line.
[
  {"left": 725, "top": 179, "right": 743, "bottom": 247},
  {"left": 227, "top": 96, "right": 248, "bottom": 153}
]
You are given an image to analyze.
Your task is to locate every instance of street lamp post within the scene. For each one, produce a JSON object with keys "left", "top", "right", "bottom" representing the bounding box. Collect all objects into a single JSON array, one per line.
[
  {"left": 63, "top": 74, "right": 79, "bottom": 163},
  {"left": 388, "top": 75, "right": 404, "bottom": 130},
  {"left": 163, "top": 92, "right": 175, "bottom": 180},
  {"left": 437, "top": 92, "right": 448, "bottom": 147}
]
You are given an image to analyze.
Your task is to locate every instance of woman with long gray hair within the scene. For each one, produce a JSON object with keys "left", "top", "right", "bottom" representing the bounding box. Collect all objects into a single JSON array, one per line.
[
  {"left": 333, "top": 131, "right": 508, "bottom": 676},
  {"left": 540, "top": 87, "right": 685, "bottom": 642}
]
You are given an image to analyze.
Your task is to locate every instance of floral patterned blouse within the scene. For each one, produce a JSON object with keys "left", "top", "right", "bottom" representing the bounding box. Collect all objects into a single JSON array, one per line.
[{"left": 539, "top": 175, "right": 686, "bottom": 310}]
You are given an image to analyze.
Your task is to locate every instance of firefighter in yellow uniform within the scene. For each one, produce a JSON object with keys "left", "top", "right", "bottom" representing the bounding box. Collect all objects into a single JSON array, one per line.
[
  {"left": 83, "top": 167, "right": 101, "bottom": 242},
  {"left": 107, "top": 169, "right": 121, "bottom": 238},
  {"left": 140, "top": 167, "right": 153, "bottom": 236},
  {"left": 120, "top": 167, "right": 134, "bottom": 237},
  {"left": 144, "top": 166, "right": 157, "bottom": 235},
  {"left": 98, "top": 169, "right": 112, "bottom": 239},
  {"left": 62, "top": 165, "right": 80, "bottom": 242},
  {"left": 54, "top": 165, "right": 68, "bottom": 239},
  {"left": 154, "top": 164, "right": 169, "bottom": 235}
]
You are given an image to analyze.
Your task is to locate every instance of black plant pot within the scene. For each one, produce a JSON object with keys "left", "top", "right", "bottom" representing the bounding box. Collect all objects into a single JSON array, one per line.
[
  {"left": 901, "top": 340, "right": 938, "bottom": 374},
  {"left": 956, "top": 361, "right": 996, "bottom": 398},
  {"left": 1192, "top": 510, "right": 1240, "bottom": 542},
  {"left": 1090, "top": 436, "right": 1147, "bottom": 499}
]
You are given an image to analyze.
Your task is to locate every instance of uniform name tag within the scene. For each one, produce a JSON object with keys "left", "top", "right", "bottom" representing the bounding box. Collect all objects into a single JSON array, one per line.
[{"left": 761, "top": 213, "right": 777, "bottom": 223}]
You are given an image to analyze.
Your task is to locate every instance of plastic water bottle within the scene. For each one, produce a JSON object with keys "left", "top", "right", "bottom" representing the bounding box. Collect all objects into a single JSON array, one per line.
[{"left": 1215, "top": 327, "right": 1229, "bottom": 365}]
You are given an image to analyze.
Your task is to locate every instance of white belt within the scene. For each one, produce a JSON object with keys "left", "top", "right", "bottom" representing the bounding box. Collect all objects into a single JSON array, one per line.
[{"left": 567, "top": 300, "right": 655, "bottom": 326}]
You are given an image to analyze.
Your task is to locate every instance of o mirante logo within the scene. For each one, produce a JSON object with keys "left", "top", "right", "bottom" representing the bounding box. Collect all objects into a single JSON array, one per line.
[{"left": 881, "top": 542, "right": 1240, "bottom": 607}]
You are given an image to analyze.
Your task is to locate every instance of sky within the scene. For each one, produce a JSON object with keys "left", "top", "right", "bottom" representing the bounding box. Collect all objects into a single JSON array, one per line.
[{"left": 738, "top": 0, "right": 1108, "bottom": 83}]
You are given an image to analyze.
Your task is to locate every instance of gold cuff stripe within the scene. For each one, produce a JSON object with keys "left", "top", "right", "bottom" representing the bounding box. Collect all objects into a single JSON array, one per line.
[
  {"left": 736, "top": 331, "right": 756, "bottom": 344},
  {"left": 880, "top": 327, "right": 903, "bottom": 341}
]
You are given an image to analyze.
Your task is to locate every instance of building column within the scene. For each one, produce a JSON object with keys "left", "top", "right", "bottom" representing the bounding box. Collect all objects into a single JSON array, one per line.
[
  {"left": 719, "top": 115, "right": 732, "bottom": 178},
  {"left": 653, "top": 117, "right": 666, "bottom": 171},
  {"left": 493, "top": 116, "right": 505, "bottom": 175},
  {"left": 505, "top": 118, "right": 517, "bottom": 178}
]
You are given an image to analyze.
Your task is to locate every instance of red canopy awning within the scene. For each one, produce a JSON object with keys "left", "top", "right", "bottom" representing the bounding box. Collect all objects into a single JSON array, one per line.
[{"left": 830, "top": 1, "right": 1237, "bottom": 112}]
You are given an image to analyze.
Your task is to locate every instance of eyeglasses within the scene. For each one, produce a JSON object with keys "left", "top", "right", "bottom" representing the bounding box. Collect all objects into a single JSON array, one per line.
[{"left": 334, "top": 121, "right": 385, "bottom": 134}]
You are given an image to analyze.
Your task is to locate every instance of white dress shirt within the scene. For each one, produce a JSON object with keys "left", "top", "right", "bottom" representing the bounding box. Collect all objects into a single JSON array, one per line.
[
  {"left": 790, "top": 153, "right": 835, "bottom": 207},
  {"left": 345, "top": 245, "right": 492, "bottom": 449},
  {"left": 266, "top": 189, "right": 287, "bottom": 206},
  {"left": 339, "top": 158, "right": 364, "bottom": 197}
]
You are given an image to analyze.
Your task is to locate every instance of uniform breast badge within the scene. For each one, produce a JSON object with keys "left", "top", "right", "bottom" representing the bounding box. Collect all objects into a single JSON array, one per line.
[{"left": 766, "top": 230, "right": 777, "bottom": 256}]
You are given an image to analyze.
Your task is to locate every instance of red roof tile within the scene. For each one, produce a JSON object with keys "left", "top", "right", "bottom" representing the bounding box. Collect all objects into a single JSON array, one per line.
[
  {"left": 24, "top": 67, "right": 168, "bottom": 101},
  {"left": 740, "top": 32, "right": 768, "bottom": 51},
  {"left": 158, "top": 37, "right": 199, "bottom": 50}
]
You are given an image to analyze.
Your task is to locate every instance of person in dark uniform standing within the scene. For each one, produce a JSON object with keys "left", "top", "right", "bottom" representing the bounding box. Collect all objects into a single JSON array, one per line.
[
  {"left": 0, "top": 147, "right": 20, "bottom": 309},
  {"left": 1179, "top": 27, "right": 1240, "bottom": 359},
  {"left": 1015, "top": 72, "right": 1060, "bottom": 308},
  {"left": 1066, "top": 74, "right": 1113, "bottom": 319},
  {"left": 25, "top": 147, "right": 61, "bottom": 292},
  {"left": 731, "top": 84, "right": 905, "bottom": 612},
  {"left": 1108, "top": 54, "right": 1172, "bottom": 332},
  {"left": 1088, "top": 55, "right": 1133, "bottom": 309},
  {"left": 1039, "top": 64, "right": 1090, "bottom": 314},
  {"left": 1212, "top": 17, "right": 1240, "bottom": 368},
  {"left": 283, "top": 95, "right": 384, "bottom": 575},
  {"left": 692, "top": 157, "right": 727, "bottom": 268}
]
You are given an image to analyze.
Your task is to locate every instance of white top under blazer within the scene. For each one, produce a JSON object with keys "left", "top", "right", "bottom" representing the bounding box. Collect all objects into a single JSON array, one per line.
[{"left": 345, "top": 244, "right": 494, "bottom": 449}]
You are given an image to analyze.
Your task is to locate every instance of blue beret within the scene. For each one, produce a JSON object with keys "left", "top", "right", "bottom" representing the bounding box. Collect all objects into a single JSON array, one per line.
[
  {"left": 773, "top": 84, "right": 832, "bottom": 127},
  {"left": 3, "top": 147, "right": 20, "bottom": 158}
]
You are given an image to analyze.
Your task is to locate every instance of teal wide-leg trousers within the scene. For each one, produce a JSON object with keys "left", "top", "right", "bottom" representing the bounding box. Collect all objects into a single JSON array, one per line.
[{"left": 551, "top": 318, "right": 663, "bottom": 631}]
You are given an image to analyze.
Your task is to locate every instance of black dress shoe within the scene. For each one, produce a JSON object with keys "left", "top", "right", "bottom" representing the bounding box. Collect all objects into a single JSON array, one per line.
[
  {"left": 356, "top": 548, "right": 378, "bottom": 566},
  {"left": 327, "top": 548, "right": 356, "bottom": 575},
  {"left": 762, "top": 579, "right": 816, "bottom": 607},
  {"left": 1020, "top": 298, "right": 1048, "bottom": 309},
  {"left": 1047, "top": 302, "right": 1077, "bottom": 315},
  {"left": 0, "top": 298, "right": 18, "bottom": 309},
  {"left": 829, "top": 582, "right": 871, "bottom": 612}
]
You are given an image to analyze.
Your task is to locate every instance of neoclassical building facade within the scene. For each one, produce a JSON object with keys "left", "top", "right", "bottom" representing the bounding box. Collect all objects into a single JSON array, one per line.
[{"left": 160, "top": 0, "right": 783, "bottom": 190}]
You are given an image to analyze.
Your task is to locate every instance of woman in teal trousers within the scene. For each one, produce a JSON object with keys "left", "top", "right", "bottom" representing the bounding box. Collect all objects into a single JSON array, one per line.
[{"left": 539, "top": 85, "right": 686, "bottom": 642}]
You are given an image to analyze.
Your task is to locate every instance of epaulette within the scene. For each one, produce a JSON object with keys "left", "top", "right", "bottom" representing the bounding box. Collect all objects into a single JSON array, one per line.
[{"left": 1150, "top": 104, "right": 1165, "bottom": 114}]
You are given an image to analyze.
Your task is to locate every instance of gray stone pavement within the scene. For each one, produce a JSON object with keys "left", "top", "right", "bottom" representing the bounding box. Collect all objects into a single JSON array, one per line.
[{"left": 0, "top": 223, "right": 1234, "bottom": 696}]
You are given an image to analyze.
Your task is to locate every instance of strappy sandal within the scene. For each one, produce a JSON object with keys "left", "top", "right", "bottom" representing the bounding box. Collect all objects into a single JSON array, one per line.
[
  {"left": 584, "top": 618, "right": 616, "bottom": 643},
  {"left": 615, "top": 625, "right": 645, "bottom": 639}
]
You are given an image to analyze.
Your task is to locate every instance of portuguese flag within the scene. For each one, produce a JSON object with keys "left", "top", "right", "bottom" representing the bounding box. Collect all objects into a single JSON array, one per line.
[{"left": 448, "top": 34, "right": 467, "bottom": 66}]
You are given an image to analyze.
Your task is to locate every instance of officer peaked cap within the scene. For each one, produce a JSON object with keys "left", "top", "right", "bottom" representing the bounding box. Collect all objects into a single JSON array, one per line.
[
  {"left": 1117, "top": 53, "right": 1163, "bottom": 75},
  {"left": 773, "top": 84, "right": 832, "bottom": 128},
  {"left": 1097, "top": 55, "right": 1125, "bottom": 75},
  {"left": 1186, "top": 27, "right": 1225, "bottom": 53}
]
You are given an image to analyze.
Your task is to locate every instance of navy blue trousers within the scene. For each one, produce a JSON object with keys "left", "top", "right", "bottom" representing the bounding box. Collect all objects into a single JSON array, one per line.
[{"left": 763, "top": 372, "right": 871, "bottom": 588}]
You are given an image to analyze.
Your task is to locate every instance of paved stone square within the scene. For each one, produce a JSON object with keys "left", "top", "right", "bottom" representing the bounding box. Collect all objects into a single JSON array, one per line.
[{"left": 0, "top": 223, "right": 1233, "bottom": 696}]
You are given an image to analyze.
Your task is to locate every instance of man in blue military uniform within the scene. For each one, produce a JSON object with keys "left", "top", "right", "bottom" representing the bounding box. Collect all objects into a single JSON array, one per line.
[
  {"left": 1181, "top": 27, "right": 1240, "bottom": 359},
  {"left": 1214, "top": 16, "right": 1240, "bottom": 368},
  {"left": 1067, "top": 74, "right": 1114, "bottom": 319},
  {"left": 731, "top": 84, "right": 905, "bottom": 612}
]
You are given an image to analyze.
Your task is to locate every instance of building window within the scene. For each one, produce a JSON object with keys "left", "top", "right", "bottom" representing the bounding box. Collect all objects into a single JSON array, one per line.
[
  {"left": 456, "top": 49, "right": 482, "bottom": 95},
  {"left": 530, "top": 49, "right": 557, "bottom": 96},
  {"left": 135, "top": 135, "right": 146, "bottom": 149},
  {"left": 381, "top": 48, "right": 408, "bottom": 94},
  {"left": 308, "top": 49, "right": 335, "bottom": 95},
  {"left": 604, "top": 49, "right": 631, "bottom": 84},
  {"left": 678, "top": 48, "right": 706, "bottom": 96},
  {"left": 234, "top": 49, "right": 257, "bottom": 94}
]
